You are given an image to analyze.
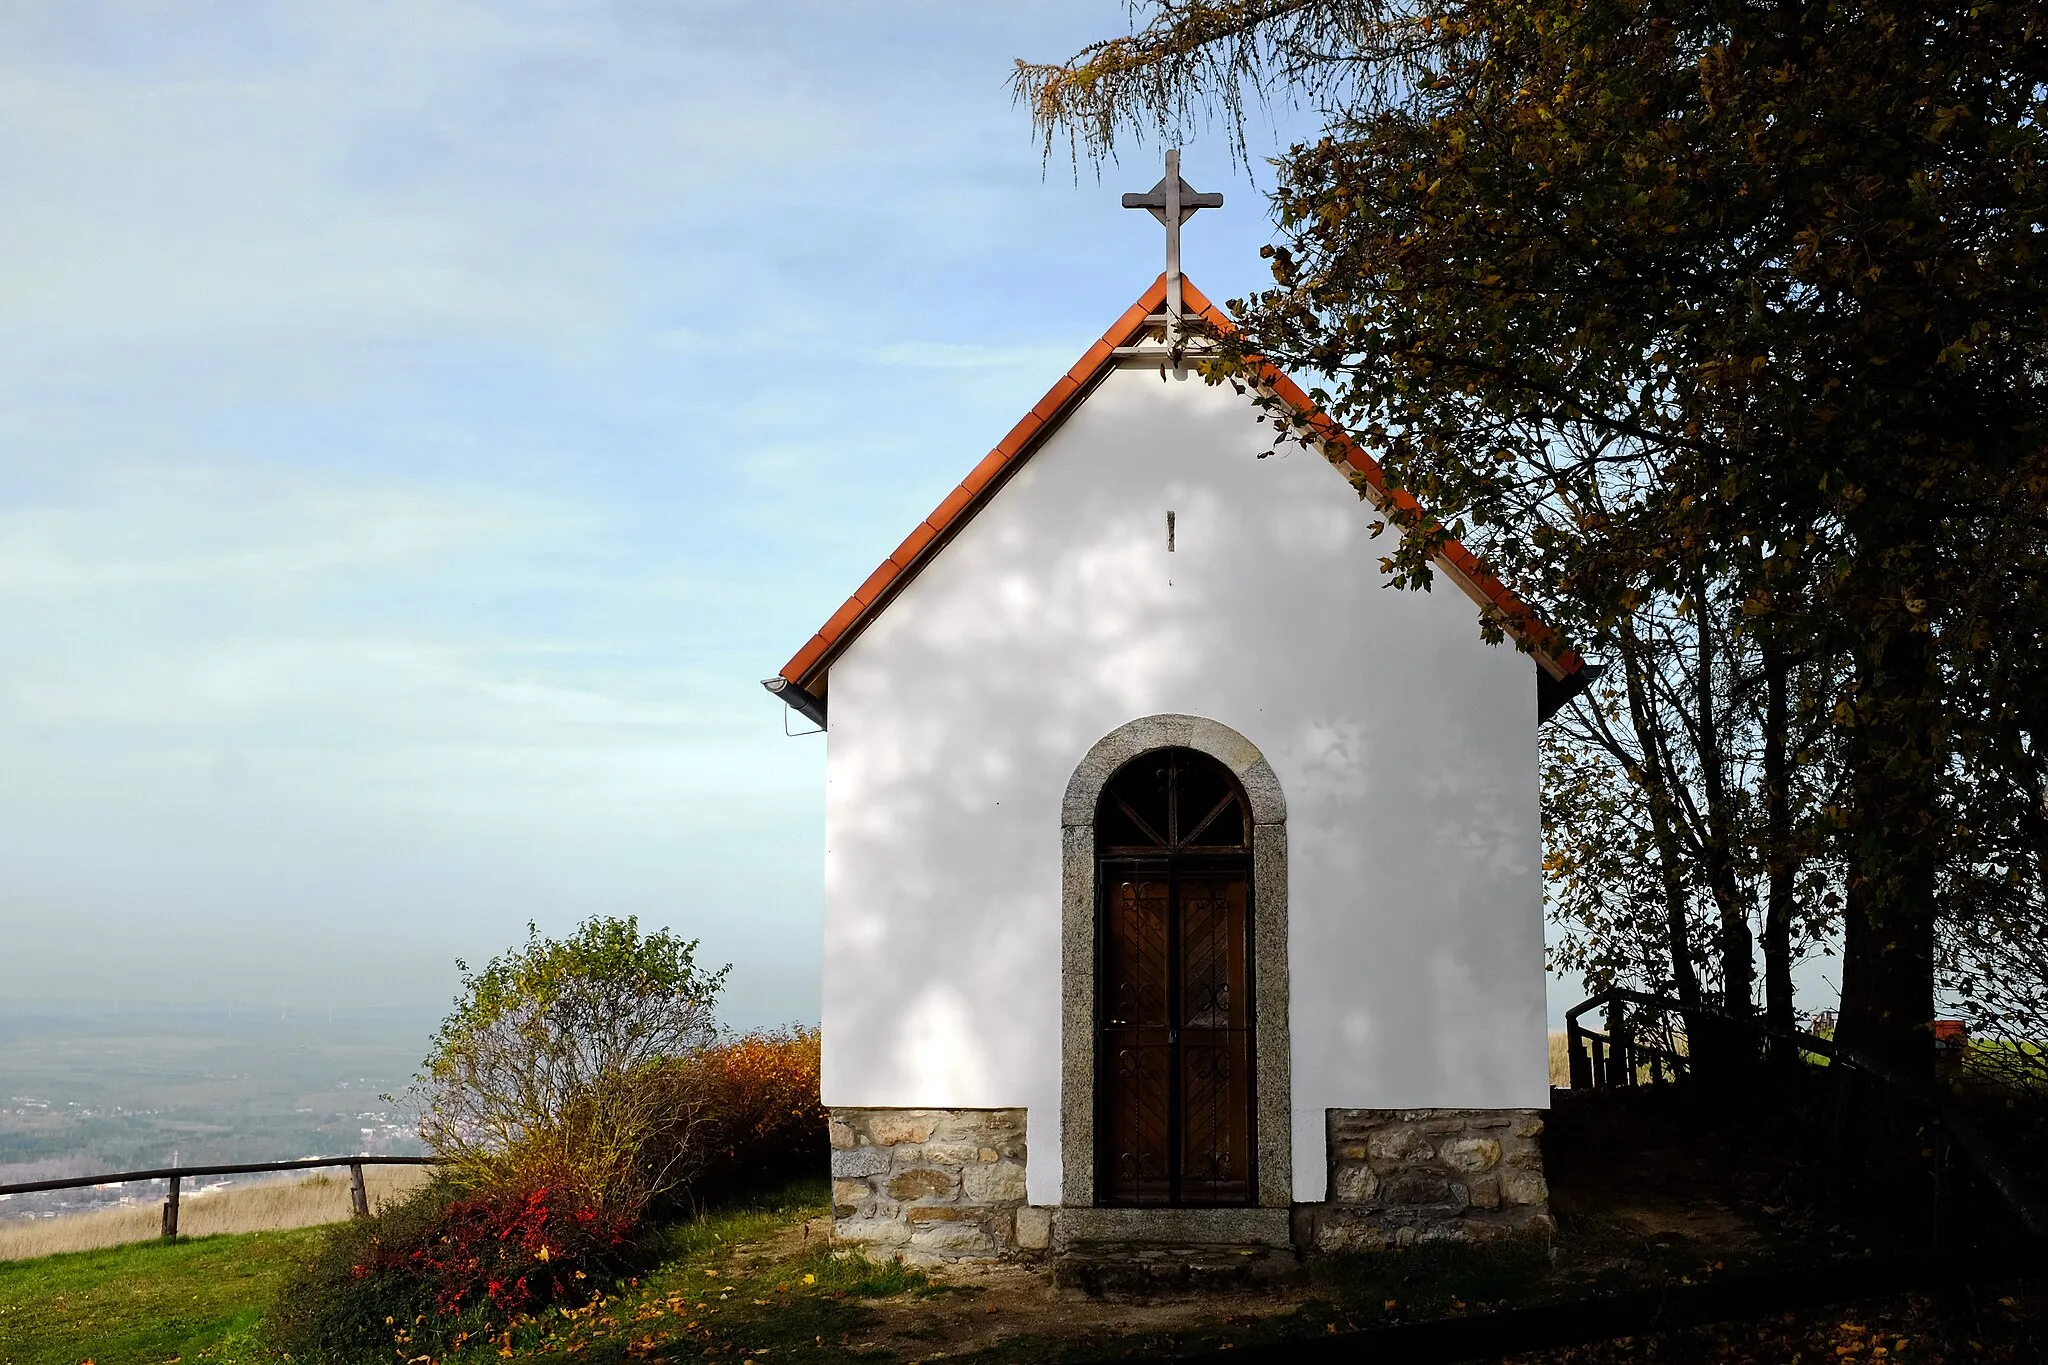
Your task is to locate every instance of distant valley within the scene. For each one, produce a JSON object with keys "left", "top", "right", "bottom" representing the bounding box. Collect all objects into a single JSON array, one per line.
[{"left": 0, "top": 1000, "right": 435, "bottom": 1220}]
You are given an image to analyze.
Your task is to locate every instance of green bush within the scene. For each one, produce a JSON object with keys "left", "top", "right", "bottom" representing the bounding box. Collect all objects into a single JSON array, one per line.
[
  {"left": 411, "top": 915, "right": 727, "bottom": 1213},
  {"left": 271, "top": 919, "right": 834, "bottom": 1360}
]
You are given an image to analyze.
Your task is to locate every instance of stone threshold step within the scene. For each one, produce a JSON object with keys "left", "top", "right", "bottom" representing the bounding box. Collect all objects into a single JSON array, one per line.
[
  {"left": 1050, "top": 1206, "right": 1292, "bottom": 1250},
  {"left": 1052, "top": 1241, "right": 1303, "bottom": 1296}
]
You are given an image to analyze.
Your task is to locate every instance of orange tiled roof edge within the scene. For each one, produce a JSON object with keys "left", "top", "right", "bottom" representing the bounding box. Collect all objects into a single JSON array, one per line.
[{"left": 776, "top": 274, "right": 1584, "bottom": 705}]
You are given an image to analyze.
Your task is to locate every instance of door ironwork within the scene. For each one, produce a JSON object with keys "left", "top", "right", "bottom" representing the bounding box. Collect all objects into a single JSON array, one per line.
[{"left": 1095, "top": 748, "right": 1254, "bottom": 1206}]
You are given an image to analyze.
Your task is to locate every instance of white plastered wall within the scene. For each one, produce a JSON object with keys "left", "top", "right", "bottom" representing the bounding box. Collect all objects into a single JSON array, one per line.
[{"left": 819, "top": 364, "right": 1546, "bottom": 1205}]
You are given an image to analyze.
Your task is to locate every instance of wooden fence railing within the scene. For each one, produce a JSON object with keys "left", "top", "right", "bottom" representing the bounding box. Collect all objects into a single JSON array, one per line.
[
  {"left": 1562, "top": 987, "right": 2048, "bottom": 1245},
  {"left": 0, "top": 1155, "right": 439, "bottom": 1239}
]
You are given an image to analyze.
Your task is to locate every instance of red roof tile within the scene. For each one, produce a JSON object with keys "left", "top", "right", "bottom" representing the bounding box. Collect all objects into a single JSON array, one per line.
[{"left": 777, "top": 275, "right": 1583, "bottom": 705}]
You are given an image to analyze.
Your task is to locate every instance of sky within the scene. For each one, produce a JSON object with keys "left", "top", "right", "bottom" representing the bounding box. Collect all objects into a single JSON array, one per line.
[{"left": 0, "top": 1, "right": 1338, "bottom": 1028}]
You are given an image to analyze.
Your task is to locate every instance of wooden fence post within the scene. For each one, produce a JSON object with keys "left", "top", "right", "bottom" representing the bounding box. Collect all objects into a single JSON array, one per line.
[
  {"left": 161, "top": 1174, "right": 181, "bottom": 1240},
  {"left": 1605, "top": 996, "right": 1631, "bottom": 1087},
  {"left": 1567, "top": 1018, "right": 1592, "bottom": 1089},
  {"left": 349, "top": 1161, "right": 369, "bottom": 1218}
]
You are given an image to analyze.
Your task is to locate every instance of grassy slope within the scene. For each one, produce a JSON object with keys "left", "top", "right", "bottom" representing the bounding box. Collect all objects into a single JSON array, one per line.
[
  {"left": 0, "top": 1182, "right": 943, "bottom": 1365},
  {"left": 427, "top": 1180, "right": 939, "bottom": 1363},
  {"left": 0, "top": 1227, "right": 321, "bottom": 1365},
  {"left": 429, "top": 1184, "right": 1554, "bottom": 1364},
  {"left": 4, "top": 1169, "right": 2037, "bottom": 1364}
]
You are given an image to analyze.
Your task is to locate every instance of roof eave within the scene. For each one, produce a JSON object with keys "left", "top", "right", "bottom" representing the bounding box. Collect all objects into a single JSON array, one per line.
[
  {"left": 772, "top": 273, "right": 1584, "bottom": 713},
  {"left": 775, "top": 276, "right": 1174, "bottom": 698}
]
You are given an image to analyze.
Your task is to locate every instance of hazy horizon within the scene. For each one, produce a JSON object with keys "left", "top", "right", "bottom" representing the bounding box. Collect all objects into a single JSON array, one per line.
[
  {"left": 0, "top": 4, "right": 1840, "bottom": 1046},
  {"left": 0, "top": 3, "right": 1304, "bottom": 1027}
]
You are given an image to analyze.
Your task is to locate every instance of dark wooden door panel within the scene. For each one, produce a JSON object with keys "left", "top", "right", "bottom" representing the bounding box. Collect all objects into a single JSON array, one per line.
[
  {"left": 1104, "top": 876, "right": 1170, "bottom": 1027},
  {"left": 1094, "top": 747, "right": 1256, "bottom": 1208},
  {"left": 1179, "top": 875, "right": 1246, "bottom": 1029},
  {"left": 1178, "top": 1036, "right": 1250, "bottom": 1203},
  {"left": 1176, "top": 874, "right": 1250, "bottom": 1204},
  {"left": 1106, "top": 1031, "right": 1173, "bottom": 1204},
  {"left": 1101, "top": 874, "right": 1172, "bottom": 1204}
]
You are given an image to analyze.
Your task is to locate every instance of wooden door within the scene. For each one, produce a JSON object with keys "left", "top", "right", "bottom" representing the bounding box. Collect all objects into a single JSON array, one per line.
[{"left": 1095, "top": 749, "right": 1254, "bottom": 1206}]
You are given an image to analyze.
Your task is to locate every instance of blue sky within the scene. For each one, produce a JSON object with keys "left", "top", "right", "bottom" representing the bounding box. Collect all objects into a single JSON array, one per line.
[{"left": 0, "top": 2, "right": 1323, "bottom": 1027}]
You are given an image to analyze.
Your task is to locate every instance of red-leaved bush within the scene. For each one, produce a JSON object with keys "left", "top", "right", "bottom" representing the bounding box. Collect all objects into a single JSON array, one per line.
[
  {"left": 267, "top": 1168, "right": 635, "bottom": 1359},
  {"left": 269, "top": 1021, "right": 826, "bottom": 1362},
  {"left": 387, "top": 1176, "right": 632, "bottom": 1317}
]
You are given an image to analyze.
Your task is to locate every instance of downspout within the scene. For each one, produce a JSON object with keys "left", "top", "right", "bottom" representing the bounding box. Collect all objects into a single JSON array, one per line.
[{"left": 761, "top": 677, "right": 827, "bottom": 730}]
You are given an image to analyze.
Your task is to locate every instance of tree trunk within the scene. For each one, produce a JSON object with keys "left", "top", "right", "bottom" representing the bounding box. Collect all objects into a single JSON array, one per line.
[
  {"left": 1832, "top": 595, "right": 1940, "bottom": 1211},
  {"left": 1692, "top": 571, "right": 1755, "bottom": 1032},
  {"left": 1835, "top": 615, "right": 1938, "bottom": 1091},
  {"left": 1613, "top": 614, "right": 1704, "bottom": 1017},
  {"left": 1760, "top": 636, "right": 1797, "bottom": 1060}
]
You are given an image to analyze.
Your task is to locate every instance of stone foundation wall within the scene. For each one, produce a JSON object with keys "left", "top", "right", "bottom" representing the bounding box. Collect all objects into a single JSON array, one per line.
[
  {"left": 827, "top": 1107, "right": 1030, "bottom": 1263},
  {"left": 828, "top": 1104, "right": 1549, "bottom": 1268},
  {"left": 1301, "top": 1108, "right": 1552, "bottom": 1253}
]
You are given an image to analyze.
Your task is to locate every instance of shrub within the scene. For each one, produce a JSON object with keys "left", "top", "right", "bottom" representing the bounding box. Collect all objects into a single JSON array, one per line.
[
  {"left": 275, "top": 922, "right": 830, "bottom": 1360},
  {"left": 265, "top": 1171, "right": 636, "bottom": 1360},
  {"left": 410, "top": 915, "right": 726, "bottom": 1212},
  {"left": 676, "top": 1025, "right": 827, "bottom": 1206}
]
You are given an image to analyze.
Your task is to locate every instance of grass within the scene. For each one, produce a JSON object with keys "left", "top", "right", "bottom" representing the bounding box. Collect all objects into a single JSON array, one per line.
[
  {"left": 0, "top": 1171, "right": 1693, "bottom": 1365},
  {"left": 6, "top": 1120, "right": 2039, "bottom": 1364},
  {"left": 0, "top": 1166, "right": 434, "bottom": 1261},
  {"left": 453, "top": 1186, "right": 1555, "bottom": 1365},
  {"left": 423, "top": 1178, "right": 947, "bottom": 1363},
  {"left": 942, "top": 1240, "right": 1556, "bottom": 1364},
  {"left": 0, "top": 1177, "right": 933, "bottom": 1365},
  {"left": 0, "top": 1226, "right": 322, "bottom": 1365},
  {"left": 7, "top": 1194, "right": 2032, "bottom": 1365}
]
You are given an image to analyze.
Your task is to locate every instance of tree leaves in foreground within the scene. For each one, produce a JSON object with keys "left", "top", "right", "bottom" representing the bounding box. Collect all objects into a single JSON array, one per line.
[{"left": 1021, "top": 0, "right": 2048, "bottom": 1090}]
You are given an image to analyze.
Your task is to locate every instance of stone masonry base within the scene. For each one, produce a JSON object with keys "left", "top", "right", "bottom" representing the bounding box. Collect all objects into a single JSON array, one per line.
[
  {"left": 1300, "top": 1108, "right": 1553, "bottom": 1253},
  {"left": 829, "top": 1106, "right": 1551, "bottom": 1271},
  {"left": 828, "top": 1108, "right": 1029, "bottom": 1264}
]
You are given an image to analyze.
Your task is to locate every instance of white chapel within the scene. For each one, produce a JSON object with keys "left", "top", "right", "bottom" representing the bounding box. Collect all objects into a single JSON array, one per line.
[{"left": 765, "top": 156, "right": 1586, "bottom": 1280}]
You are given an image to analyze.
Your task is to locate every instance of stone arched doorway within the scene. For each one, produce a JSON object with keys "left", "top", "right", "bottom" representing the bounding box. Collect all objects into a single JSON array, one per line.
[{"left": 1060, "top": 715, "right": 1291, "bottom": 1210}]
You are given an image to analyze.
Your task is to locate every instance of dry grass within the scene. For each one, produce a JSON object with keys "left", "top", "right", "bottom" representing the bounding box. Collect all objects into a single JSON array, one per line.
[
  {"left": 0, "top": 1164, "right": 434, "bottom": 1261},
  {"left": 1550, "top": 1029, "right": 1570, "bottom": 1087}
]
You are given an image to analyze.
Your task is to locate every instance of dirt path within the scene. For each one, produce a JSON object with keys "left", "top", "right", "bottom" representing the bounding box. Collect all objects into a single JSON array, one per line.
[{"left": 733, "top": 1215, "right": 1311, "bottom": 1359}]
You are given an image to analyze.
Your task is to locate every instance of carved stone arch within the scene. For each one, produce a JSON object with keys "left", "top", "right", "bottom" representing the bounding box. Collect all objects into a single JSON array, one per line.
[{"left": 1060, "top": 714, "right": 1292, "bottom": 1208}]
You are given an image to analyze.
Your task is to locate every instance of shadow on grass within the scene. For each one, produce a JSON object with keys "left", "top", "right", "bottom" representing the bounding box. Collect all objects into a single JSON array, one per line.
[
  {"left": 1309, "top": 1236, "right": 1554, "bottom": 1319},
  {"left": 945, "top": 1238, "right": 1555, "bottom": 1365}
]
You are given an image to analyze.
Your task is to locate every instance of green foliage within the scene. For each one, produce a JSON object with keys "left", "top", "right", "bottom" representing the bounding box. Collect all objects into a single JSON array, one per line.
[
  {"left": 263, "top": 1179, "right": 472, "bottom": 1359},
  {"left": 1023, "top": 0, "right": 2048, "bottom": 1082},
  {"left": 0, "top": 1227, "right": 321, "bottom": 1365},
  {"left": 271, "top": 922, "right": 840, "bottom": 1360},
  {"left": 413, "top": 915, "right": 727, "bottom": 1204},
  {"left": 1543, "top": 709, "right": 1707, "bottom": 995},
  {"left": 265, "top": 1027, "right": 830, "bottom": 1363}
]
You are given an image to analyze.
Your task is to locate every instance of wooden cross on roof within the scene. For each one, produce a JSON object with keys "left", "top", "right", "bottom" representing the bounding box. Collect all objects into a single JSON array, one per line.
[{"left": 1122, "top": 149, "right": 1223, "bottom": 350}]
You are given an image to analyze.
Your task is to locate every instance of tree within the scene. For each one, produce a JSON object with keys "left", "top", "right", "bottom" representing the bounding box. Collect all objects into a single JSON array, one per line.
[
  {"left": 411, "top": 916, "right": 728, "bottom": 1207},
  {"left": 1019, "top": 0, "right": 2048, "bottom": 1094},
  {"left": 1937, "top": 525, "right": 2048, "bottom": 1096},
  {"left": 1544, "top": 596, "right": 1844, "bottom": 1047}
]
